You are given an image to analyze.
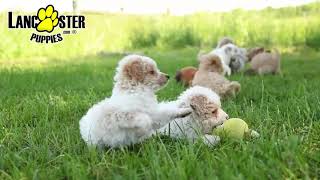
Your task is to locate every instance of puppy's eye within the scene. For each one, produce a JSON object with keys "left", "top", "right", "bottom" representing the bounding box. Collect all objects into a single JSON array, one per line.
[
  {"left": 150, "top": 70, "right": 155, "bottom": 75},
  {"left": 212, "top": 109, "right": 217, "bottom": 114}
]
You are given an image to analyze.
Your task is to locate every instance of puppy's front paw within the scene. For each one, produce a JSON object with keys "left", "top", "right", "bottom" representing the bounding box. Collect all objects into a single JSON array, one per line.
[
  {"left": 175, "top": 108, "right": 192, "bottom": 118},
  {"left": 226, "top": 68, "right": 232, "bottom": 76},
  {"left": 202, "top": 134, "right": 220, "bottom": 147},
  {"left": 249, "top": 129, "right": 260, "bottom": 138}
]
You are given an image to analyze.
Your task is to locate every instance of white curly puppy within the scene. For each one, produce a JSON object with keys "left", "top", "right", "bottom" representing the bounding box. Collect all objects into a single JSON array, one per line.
[
  {"left": 210, "top": 44, "right": 244, "bottom": 76},
  {"left": 215, "top": 37, "right": 247, "bottom": 73},
  {"left": 80, "top": 55, "right": 192, "bottom": 148},
  {"left": 158, "top": 86, "right": 229, "bottom": 147}
]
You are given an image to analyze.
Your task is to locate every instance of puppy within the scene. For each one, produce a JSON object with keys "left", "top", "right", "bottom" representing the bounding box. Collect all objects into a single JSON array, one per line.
[
  {"left": 175, "top": 66, "right": 198, "bottom": 87},
  {"left": 246, "top": 47, "right": 265, "bottom": 61},
  {"left": 216, "top": 37, "right": 247, "bottom": 73},
  {"left": 158, "top": 86, "right": 229, "bottom": 147},
  {"left": 210, "top": 44, "right": 243, "bottom": 76},
  {"left": 229, "top": 52, "right": 247, "bottom": 73},
  {"left": 192, "top": 53, "right": 241, "bottom": 99},
  {"left": 79, "top": 55, "right": 192, "bottom": 148},
  {"left": 246, "top": 49, "right": 281, "bottom": 75},
  {"left": 216, "top": 37, "right": 234, "bottom": 48}
]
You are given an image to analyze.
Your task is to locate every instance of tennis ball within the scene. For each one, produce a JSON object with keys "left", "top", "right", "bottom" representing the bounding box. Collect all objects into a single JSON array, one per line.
[{"left": 212, "top": 118, "right": 249, "bottom": 140}]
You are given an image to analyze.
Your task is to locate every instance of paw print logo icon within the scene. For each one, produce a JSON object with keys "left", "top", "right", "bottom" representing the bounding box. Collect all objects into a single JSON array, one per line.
[{"left": 36, "top": 5, "right": 59, "bottom": 33}]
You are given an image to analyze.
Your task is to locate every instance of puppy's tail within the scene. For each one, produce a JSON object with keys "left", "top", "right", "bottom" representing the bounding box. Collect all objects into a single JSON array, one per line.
[
  {"left": 226, "top": 81, "right": 241, "bottom": 97},
  {"left": 273, "top": 48, "right": 280, "bottom": 59},
  {"left": 197, "top": 50, "right": 206, "bottom": 61},
  {"left": 175, "top": 70, "right": 182, "bottom": 82},
  {"left": 272, "top": 48, "right": 281, "bottom": 74}
]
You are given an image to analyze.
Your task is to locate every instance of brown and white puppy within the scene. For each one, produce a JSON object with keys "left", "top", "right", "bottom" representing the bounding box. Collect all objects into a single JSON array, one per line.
[
  {"left": 192, "top": 53, "right": 241, "bottom": 99},
  {"left": 80, "top": 55, "right": 192, "bottom": 148},
  {"left": 175, "top": 66, "right": 198, "bottom": 87},
  {"left": 158, "top": 86, "right": 229, "bottom": 147},
  {"left": 246, "top": 48, "right": 281, "bottom": 75}
]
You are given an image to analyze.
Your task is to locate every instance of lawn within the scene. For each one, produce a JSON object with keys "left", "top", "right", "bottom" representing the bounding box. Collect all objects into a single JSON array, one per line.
[
  {"left": 1, "top": 2, "right": 320, "bottom": 60},
  {"left": 0, "top": 48, "right": 319, "bottom": 179}
]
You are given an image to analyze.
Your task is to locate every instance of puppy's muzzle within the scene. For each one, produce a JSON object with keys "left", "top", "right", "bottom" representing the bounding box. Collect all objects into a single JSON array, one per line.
[{"left": 158, "top": 73, "right": 170, "bottom": 86}]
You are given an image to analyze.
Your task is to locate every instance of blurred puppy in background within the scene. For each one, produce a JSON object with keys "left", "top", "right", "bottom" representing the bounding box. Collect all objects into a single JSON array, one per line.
[
  {"left": 229, "top": 50, "right": 247, "bottom": 73},
  {"left": 175, "top": 66, "right": 198, "bottom": 87},
  {"left": 192, "top": 53, "right": 241, "bottom": 99},
  {"left": 216, "top": 37, "right": 247, "bottom": 73},
  {"left": 210, "top": 43, "right": 243, "bottom": 76},
  {"left": 246, "top": 47, "right": 265, "bottom": 61},
  {"left": 216, "top": 37, "right": 234, "bottom": 48},
  {"left": 246, "top": 48, "right": 281, "bottom": 75},
  {"left": 175, "top": 37, "right": 250, "bottom": 87}
]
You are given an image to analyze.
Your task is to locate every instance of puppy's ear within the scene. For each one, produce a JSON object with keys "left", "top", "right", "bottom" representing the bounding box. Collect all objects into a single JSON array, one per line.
[
  {"left": 247, "top": 47, "right": 264, "bottom": 61},
  {"left": 175, "top": 70, "right": 182, "bottom": 82},
  {"left": 240, "top": 48, "right": 247, "bottom": 54},
  {"left": 124, "top": 60, "right": 144, "bottom": 82},
  {"left": 239, "top": 48, "right": 248, "bottom": 62},
  {"left": 190, "top": 95, "right": 207, "bottom": 116},
  {"left": 257, "top": 47, "right": 265, "bottom": 53},
  {"left": 209, "top": 55, "right": 223, "bottom": 73},
  {"left": 224, "top": 46, "right": 232, "bottom": 54},
  {"left": 218, "top": 37, "right": 234, "bottom": 48},
  {"left": 197, "top": 50, "right": 206, "bottom": 62}
]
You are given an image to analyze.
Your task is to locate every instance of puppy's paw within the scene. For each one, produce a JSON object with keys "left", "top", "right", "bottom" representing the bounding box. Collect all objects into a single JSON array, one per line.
[
  {"left": 202, "top": 134, "right": 220, "bottom": 147},
  {"left": 249, "top": 129, "right": 260, "bottom": 138},
  {"left": 226, "top": 67, "right": 232, "bottom": 76},
  {"left": 175, "top": 107, "right": 192, "bottom": 118}
]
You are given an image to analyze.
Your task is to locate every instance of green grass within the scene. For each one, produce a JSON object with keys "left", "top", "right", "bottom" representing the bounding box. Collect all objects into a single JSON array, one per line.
[
  {"left": 0, "top": 48, "right": 320, "bottom": 179},
  {"left": 1, "top": 1, "right": 320, "bottom": 178},
  {"left": 1, "top": 2, "right": 320, "bottom": 61}
]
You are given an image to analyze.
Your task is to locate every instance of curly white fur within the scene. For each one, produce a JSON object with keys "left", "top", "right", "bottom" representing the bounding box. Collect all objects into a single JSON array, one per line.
[
  {"left": 79, "top": 55, "right": 191, "bottom": 148},
  {"left": 158, "top": 86, "right": 229, "bottom": 147},
  {"left": 210, "top": 44, "right": 244, "bottom": 76}
]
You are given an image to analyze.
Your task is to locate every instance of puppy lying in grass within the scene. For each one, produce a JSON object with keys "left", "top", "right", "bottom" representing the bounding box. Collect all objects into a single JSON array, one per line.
[
  {"left": 246, "top": 47, "right": 281, "bottom": 75},
  {"left": 158, "top": 86, "right": 229, "bottom": 147},
  {"left": 192, "top": 53, "right": 241, "bottom": 99}
]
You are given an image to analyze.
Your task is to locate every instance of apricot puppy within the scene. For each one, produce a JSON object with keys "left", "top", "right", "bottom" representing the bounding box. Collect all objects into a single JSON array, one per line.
[
  {"left": 192, "top": 53, "right": 241, "bottom": 99},
  {"left": 175, "top": 66, "right": 198, "bottom": 87},
  {"left": 246, "top": 48, "right": 281, "bottom": 75}
]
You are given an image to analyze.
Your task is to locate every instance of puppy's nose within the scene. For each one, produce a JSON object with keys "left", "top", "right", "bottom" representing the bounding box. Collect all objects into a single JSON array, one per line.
[
  {"left": 165, "top": 74, "right": 170, "bottom": 79},
  {"left": 225, "top": 115, "right": 229, "bottom": 120}
]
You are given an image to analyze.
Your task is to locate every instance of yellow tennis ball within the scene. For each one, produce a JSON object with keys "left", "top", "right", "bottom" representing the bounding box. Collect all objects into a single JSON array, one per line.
[{"left": 212, "top": 118, "right": 249, "bottom": 140}]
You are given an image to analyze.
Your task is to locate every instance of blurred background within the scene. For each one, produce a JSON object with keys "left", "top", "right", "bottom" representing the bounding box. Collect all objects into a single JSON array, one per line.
[{"left": 0, "top": 0, "right": 319, "bottom": 61}]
